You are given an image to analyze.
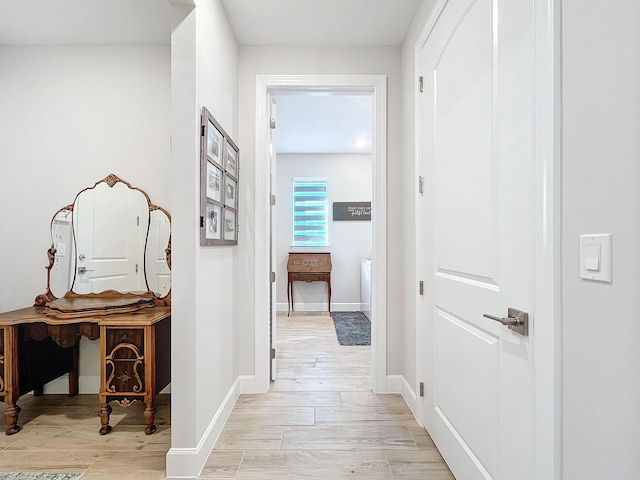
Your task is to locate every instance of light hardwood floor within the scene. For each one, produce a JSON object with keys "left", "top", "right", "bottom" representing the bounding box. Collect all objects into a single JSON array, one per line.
[
  {"left": 201, "top": 312, "right": 454, "bottom": 479},
  {"left": 0, "top": 312, "right": 454, "bottom": 479}
]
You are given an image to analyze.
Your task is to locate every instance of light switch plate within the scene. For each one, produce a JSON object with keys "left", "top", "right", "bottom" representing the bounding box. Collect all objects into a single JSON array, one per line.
[{"left": 580, "top": 234, "right": 612, "bottom": 282}]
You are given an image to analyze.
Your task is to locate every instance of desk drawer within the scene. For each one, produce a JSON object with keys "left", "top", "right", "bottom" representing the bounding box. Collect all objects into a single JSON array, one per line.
[{"left": 290, "top": 273, "right": 329, "bottom": 283}]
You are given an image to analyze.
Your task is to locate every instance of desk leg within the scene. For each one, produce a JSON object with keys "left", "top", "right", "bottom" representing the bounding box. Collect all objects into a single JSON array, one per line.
[
  {"left": 2, "top": 325, "right": 22, "bottom": 435},
  {"left": 327, "top": 278, "right": 332, "bottom": 314},
  {"left": 98, "top": 403, "right": 112, "bottom": 435},
  {"left": 4, "top": 403, "right": 21, "bottom": 435},
  {"left": 144, "top": 401, "right": 157, "bottom": 435}
]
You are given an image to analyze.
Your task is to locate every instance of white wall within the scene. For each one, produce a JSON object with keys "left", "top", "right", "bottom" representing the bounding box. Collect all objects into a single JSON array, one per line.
[
  {"left": 237, "top": 46, "right": 402, "bottom": 378},
  {"left": 167, "top": 0, "right": 239, "bottom": 476},
  {"left": 0, "top": 45, "right": 171, "bottom": 392},
  {"left": 275, "top": 153, "right": 372, "bottom": 311},
  {"left": 563, "top": 1, "right": 640, "bottom": 478}
]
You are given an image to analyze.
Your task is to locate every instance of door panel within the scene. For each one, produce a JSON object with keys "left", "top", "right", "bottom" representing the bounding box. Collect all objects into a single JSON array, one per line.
[
  {"left": 435, "top": 309, "right": 500, "bottom": 475},
  {"left": 434, "top": 0, "right": 497, "bottom": 285},
  {"left": 420, "top": 0, "right": 535, "bottom": 479}
]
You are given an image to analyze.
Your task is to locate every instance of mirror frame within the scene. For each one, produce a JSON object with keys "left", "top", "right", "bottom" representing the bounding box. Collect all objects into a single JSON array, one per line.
[{"left": 34, "top": 174, "right": 171, "bottom": 308}]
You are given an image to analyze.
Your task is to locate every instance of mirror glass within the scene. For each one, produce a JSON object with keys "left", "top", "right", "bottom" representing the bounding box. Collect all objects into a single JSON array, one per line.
[
  {"left": 145, "top": 208, "right": 172, "bottom": 297},
  {"left": 48, "top": 176, "right": 171, "bottom": 299},
  {"left": 50, "top": 208, "right": 76, "bottom": 298}
]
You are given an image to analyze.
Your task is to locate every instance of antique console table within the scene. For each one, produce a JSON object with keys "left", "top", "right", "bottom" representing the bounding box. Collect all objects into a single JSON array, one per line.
[
  {"left": 0, "top": 303, "right": 171, "bottom": 436},
  {"left": 287, "top": 252, "right": 332, "bottom": 315},
  {"left": 0, "top": 174, "right": 172, "bottom": 437}
]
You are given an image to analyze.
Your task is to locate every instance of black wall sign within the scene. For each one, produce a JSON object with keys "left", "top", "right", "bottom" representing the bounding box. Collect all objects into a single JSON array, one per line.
[{"left": 332, "top": 202, "right": 371, "bottom": 221}]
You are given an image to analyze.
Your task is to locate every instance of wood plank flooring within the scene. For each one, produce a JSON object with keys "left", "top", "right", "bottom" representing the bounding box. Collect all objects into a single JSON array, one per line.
[
  {"left": 0, "top": 312, "right": 454, "bottom": 479},
  {"left": 0, "top": 393, "right": 171, "bottom": 478},
  {"left": 201, "top": 312, "right": 454, "bottom": 479}
]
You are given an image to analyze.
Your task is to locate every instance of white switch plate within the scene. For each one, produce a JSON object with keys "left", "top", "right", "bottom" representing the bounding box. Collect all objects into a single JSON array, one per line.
[{"left": 580, "top": 234, "right": 612, "bottom": 282}]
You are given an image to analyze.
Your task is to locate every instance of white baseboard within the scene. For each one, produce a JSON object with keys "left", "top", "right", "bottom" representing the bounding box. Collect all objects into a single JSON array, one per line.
[
  {"left": 276, "top": 302, "right": 363, "bottom": 312},
  {"left": 387, "top": 374, "right": 419, "bottom": 423},
  {"left": 166, "top": 377, "right": 240, "bottom": 478}
]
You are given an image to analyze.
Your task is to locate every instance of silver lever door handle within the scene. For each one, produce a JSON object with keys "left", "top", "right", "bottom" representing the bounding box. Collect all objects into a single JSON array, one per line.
[
  {"left": 77, "top": 266, "right": 95, "bottom": 274},
  {"left": 483, "top": 313, "right": 519, "bottom": 326},
  {"left": 483, "top": 308, "right": 529, "bottom": 336}
]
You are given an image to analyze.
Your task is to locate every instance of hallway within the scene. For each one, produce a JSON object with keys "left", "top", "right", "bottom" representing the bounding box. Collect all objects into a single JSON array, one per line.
[
  {"left": 200, "top": 312, "right": 454, "bottom": 479},
  {"left": 0, "top": 313, "right": 452, "bottom": 479}
]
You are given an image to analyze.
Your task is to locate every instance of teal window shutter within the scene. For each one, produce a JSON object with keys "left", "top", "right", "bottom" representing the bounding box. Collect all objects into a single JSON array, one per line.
[{"left": 292, "top": 178, "right": 328, "bottom": 247}]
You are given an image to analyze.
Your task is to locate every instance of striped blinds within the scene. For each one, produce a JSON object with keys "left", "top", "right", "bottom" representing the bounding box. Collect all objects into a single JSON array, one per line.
[{"left": 292, "top": 178, "right": 328, "bottom": 246}]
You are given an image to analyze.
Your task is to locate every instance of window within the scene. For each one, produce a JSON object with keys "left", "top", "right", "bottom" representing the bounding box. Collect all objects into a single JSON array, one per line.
[{"left": 292, "top": 178, "right": 328, "bottom": 247}]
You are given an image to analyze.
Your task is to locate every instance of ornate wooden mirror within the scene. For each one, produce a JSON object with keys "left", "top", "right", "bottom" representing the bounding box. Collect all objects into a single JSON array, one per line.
[{"left": 35, "top": 174, "right": 171, "bottom": 316}]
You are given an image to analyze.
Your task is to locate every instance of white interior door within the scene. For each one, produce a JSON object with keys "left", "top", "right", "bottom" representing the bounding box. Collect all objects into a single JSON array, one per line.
[
  {"left": 269, "top": 99, "right": 278, "bottom": 381},
  {"left": 73, "top": 182, "right": 148, "bottom": 294},
  {"left": 419, "top": 1, "right": 535, "bottom": 479}
]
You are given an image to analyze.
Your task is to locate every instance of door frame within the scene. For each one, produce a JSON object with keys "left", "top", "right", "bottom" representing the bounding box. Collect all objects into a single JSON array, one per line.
[
  {"left": 254, "top": 74, "right": 388, "bottom": 393},
  {"left": 414, "top": 1, "right": 562, "bottom": 478}
]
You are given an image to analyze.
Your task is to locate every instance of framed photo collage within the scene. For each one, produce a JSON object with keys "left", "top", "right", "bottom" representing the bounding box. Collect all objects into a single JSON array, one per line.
[{"left": 200, "top": 106, "right": 239, "bottom": 246}]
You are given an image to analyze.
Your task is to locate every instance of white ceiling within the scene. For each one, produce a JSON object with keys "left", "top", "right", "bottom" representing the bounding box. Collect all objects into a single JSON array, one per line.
[
  {"left": 0, "top": 0, "right": 419, "bottom": 154},
  {"left": 274, "top": 94, "right": 373, "bottom": 154},
  {"left": 0, "top": 0, "right": 171, "bottom": 46},
  {"left": 0, "top": 0, "right": 420, "bottom": 47},
  {"left": 221, "top": 0, "right": 421, "bottom": 46}
]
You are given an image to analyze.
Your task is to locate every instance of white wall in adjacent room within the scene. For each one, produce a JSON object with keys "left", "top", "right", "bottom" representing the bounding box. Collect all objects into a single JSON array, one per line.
[{"left": 275, "top": 153, "right": 372, "bottom": 311}]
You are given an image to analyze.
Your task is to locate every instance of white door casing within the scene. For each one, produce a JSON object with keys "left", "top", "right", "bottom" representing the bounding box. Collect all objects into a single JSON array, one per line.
[
  {"left": 252, "top": 75, "right": 388, "bottom": 394},
  {"left": 269, "top": 99, "right": 278, "bottom": 381},
  {"left": 415, "top": 0, "right": 562, "bottom": 479}
]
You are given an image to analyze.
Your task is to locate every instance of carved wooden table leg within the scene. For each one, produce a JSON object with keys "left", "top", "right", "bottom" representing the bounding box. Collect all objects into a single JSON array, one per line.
[
  {"left": 4, "top": 403, "right": 21, "bottom": 435},
  {"left": 98, "top": 403, "right": 112, "bottom": 435},
  {"left": 3, "top": 325, "right": 22, "bottom": 435},
  {"left": 144, "top": 402, "right": 157, "bottom": 435}
]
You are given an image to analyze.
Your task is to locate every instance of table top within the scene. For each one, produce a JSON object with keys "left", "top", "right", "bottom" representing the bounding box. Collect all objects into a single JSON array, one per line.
[
  {"left": 287, "top": 252, "right": 332, "bottom": 273},
  {"left": 0, "top": 306, "right": 171, "bottom": 327}
]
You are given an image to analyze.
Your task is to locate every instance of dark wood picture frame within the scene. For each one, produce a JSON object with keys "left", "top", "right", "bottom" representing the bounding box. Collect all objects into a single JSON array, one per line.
[{"left": 200, "top": 107, "right": 239, "bottom": 246}]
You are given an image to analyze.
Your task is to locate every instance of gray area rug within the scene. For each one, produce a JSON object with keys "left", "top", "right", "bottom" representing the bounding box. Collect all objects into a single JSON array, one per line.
[
  {"left": 0, "top": 474, "right": 84, "bottom": 480},
  {"left": 331, "top": 311, "right": 371, "bottom": 346}
]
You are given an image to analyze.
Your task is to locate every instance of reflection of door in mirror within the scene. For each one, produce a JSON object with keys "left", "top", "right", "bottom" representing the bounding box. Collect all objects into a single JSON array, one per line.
[
  {"left": 145, "top": 209, "right": 171, "bottom": 297},
  {"left": 50, "top": 209, "right": 76, "bottom": 298},
  {"left": 72, "top": 182, "right": 149, "bottom": 294}
]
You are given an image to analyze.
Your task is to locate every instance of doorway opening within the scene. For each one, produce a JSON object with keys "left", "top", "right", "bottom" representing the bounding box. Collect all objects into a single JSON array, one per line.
[
  {"left": 271, "top": 92, "right": 374, "bottom": 381},
  {"left": 253, "top": 75, "right": 388, "bottom": 394}
]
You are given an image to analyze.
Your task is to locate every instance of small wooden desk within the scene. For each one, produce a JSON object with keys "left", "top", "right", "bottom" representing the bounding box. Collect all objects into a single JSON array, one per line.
[
  {"left": 287, "top": 252, "right": 332, "bottom": 315},
  {"left": 0, "top": 306, "right": 170, "bottom": 436}
]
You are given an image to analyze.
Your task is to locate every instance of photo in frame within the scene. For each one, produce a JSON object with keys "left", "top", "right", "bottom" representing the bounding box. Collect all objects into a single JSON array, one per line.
[
  {"left": 206, "top": 161, "right": 223, "bottom": 203},
  {"left": 200, "top": 106, "right": 240, "bottom": 246},
  {"left": 225, "top": 175, "right": 237, "bottom": 209},
  {"left": 205, "top": 202, "right": 222, "bottom": 240},
  {"left": 225, "top": 140, "right": 238, "bottom": 178},
  {"left": 224, "top": 209, "right": 237, "bottom": 241},
  {"left": 207, "top": 121, "right": 223, "bottom": 166}
]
